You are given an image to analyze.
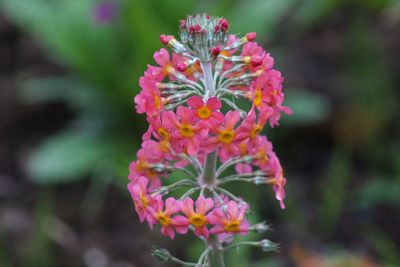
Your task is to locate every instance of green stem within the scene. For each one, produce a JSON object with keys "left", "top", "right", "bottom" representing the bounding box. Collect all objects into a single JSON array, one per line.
[
  {"left": 208, "top": 236, "right": 225, "bottom": 267},
  {"left": 201, "top": 151, "right": 217, "bottom": 186},
  {"left": 200, "top": 61, "right": 225, "bottom": 267}
]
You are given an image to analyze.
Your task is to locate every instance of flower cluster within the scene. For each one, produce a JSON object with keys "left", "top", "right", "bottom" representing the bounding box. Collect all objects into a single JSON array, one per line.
[{"left": 129, "top": 14, "right": 291, "bottom": 250}]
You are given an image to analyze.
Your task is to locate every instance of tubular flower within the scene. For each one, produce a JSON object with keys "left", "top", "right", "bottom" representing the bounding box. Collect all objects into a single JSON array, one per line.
[{"left": 127, "top": 14, "right": 292, "bottom": 265}]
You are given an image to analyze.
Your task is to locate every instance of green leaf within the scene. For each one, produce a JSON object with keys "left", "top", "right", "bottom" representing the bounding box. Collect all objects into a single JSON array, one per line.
[
  {"left": 283, "top": 89, "right": 331, "bottom": 125},
  {"left": 229, "top": 0, "right": 296, "bottom": 39},
  {"left": 27, "top": 130, "right": 111, "bottom": 184},
  {"left": 354, "top": 179, "right": 400, "bottom": 209}
]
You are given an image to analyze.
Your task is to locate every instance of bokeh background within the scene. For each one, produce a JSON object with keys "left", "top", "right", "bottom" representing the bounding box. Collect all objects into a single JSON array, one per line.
[{"left": 0, "top": 0, "right": 399, "bottom": 266}]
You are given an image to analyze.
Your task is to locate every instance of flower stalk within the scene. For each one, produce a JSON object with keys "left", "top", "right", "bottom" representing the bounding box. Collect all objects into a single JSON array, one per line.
[{"left": 128, "top": 13, "right": 292, "bottom": 266}]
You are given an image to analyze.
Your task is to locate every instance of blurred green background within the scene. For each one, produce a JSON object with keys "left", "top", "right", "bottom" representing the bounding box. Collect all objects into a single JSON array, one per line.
[{"left": 0, "top": 0, "right": 399, "bottom": 266}]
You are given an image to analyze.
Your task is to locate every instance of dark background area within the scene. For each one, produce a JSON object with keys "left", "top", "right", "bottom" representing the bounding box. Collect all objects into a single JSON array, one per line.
[{"left": 0, "top": 0, "right": 399, "bottom": 266}]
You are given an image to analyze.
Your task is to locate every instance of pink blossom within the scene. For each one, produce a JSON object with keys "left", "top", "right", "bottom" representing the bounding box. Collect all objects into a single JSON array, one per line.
[
  {"left": 209, "top": 201, "right": 249, "bottom": 239},
  {"left": 163, "top": 106, "right": 208, "bottom": 155},
  {"left": 134, "top": 76, "right": 163, "bottom": 116},
  {"left": 209, "top": 111, "right": 243, "bottom": 161},
  {"left": 249, "top": 71, "right": 292, "bottom": 127},
  {"left": 127, "top": 176, "right": 155, "bottom": 226},
  {"left": 187, "top": 95, "right": 224, "bottom": 125},
  {"left": 236, "top": 107, "right": 270, "bottom": 141},
  {"left": 150, "top": 48, "right": 180, "bottom": 81},
  {"left": 148, "top": 196, "right": 188, "bottom": 239},
  {"left": 180, "top": 196, "right": 214, "bottom": 239}
]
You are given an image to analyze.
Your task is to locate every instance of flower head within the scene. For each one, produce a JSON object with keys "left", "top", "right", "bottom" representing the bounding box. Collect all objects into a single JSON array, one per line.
[{"left": 128, "top": 14, "right": 292, "bottom": 257}]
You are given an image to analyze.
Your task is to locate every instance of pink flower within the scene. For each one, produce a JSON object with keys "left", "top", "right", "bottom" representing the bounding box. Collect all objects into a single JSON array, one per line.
[
  {"left": 180, "top": 196, "right": 214, "bottom": 239},
  {"left": 134, "top": 75, "right": 163, "bottom": 116},
  {"left": 241, "top": 42, "right": 266, "bottom": 73},
  {"left": 148, "top": 196, "right": 189, "bottom": 239},
  {"left": 236, "top": 107, "right": 270, "bottom": 141},
  {"left": 249, "top": 71, "right": 292, "bottom": 127},
  {"left": 127, "top": 176, "right": 155, "bottom": 226},
  {"left": 150, "top": 48, "right": 180, "bottom": 81},
  {"left": 209, "top": 111, "right": 243, "bottom": 161},
  {"left": 163, "top": 106, "right": 208, "bottom": 155},
  {"left": 209, "top": 201, "right": 249, "bottom": 239},
  {"left": 187, "top": 95, "right": 224, "bottom": 125},
  {"left": 268, "top": 154, "right": 286, "bottom": 209},
  {"left": 129, "top": 141, "right": 164, "bottom": 189},
  {"left": 249, "top": 135, "right": 273, "bottom": 171}
]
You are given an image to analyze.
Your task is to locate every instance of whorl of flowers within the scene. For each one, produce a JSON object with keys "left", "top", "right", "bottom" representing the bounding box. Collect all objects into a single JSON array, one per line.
[{"left": 129, "top": 14, "right": 291, "bottom": 266}]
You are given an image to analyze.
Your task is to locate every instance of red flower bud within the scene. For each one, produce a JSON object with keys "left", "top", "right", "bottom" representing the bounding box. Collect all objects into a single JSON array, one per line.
[
  {"left": 212, "top": 46, "right": 221, "bottom": 57},
  {"left": 180, "top": 19, "right": 187, "bottom": 28},
  {"left": 218, "top": 18, "right": 229, "bottom": 31},
  {"left": 176, "top": 62, "right": 187, "bottom": 72},
  {"left": 160, "top": 34, "right": 174, "bottom": 45},
  {"left": 246, "top": 32, "right": 257, "bottom": 41}
]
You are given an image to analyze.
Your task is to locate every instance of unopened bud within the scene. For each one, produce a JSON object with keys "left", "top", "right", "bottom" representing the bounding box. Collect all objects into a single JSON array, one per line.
[
  {"left": 251, "top": 222, "right": 270, "bottom": 233},
  {"left": 151, "top": 247, "right": 171, "bottom": 262},
  {"left": 212, "top": 46, "right": 221, "bottom": 57},
  {"left": 160, "top": 34, "right": 174, "bottom": 45},
  {"left": 258, "top": 239, "right": 278, "bottom": 252},
  {"left": 218, "top": 18, "right": 229, "bottom": 31},
  {"left": 176, "top": 62, "right": 187, "bottom": 72},
  {"left": 246, "top": 32, "right": 257, "bottom": 41}
]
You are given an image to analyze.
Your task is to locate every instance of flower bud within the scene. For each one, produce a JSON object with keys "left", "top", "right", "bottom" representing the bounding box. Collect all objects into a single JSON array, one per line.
[
  {"left": 212, "top": 46, "right": 221, "bottom": 57},
  {"left": 218, "top": 18, "right": 229, "bottom": 31},
  {"left": 151, "top": 247, "right": 171, "bottom": 262},
  {"left": 176, "top": 62, "right": 187, "bottom": 72},
  {"left": 258, "top": 239, "right": 278, "bottom": 252},
  {"left": 250, "top": 222, "right": 270, "bottom": 233},
  {"left": 160, "top": 34, "right": 174, "bottom": 45},
  {"left": 246, "top": 32, "right": 257, "bottom": 41}
]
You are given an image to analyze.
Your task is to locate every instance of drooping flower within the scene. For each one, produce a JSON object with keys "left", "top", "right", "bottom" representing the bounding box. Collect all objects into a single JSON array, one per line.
[
  {"left": 127, "top": 176, "right": 155, "bottom": 226},
  {"left": 134, "top": 76, "right": 163, "bottom": 116}
]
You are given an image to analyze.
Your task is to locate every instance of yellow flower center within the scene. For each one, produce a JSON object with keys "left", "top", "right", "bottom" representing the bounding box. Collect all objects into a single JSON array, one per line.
[
  {"left": 224, "top": 219, "right": 241, "bottom": 232},
  {"left": 162, "top": 64, "right": 174, "bottom": 76},
  {"left": 197, "top": 106, "right": 212, "bottom": 120},
  {"left": 243, "top": 56, "right": 251, "bottom": 64},
  {"left": 189, "top": 214, "right": 207, "bottom": 227},
  {"left": 154, "top": 95, "right": 161, "bottom": 110},
  {"left": 250, "top": 124, "right": 262, "bottom": 138},
  {"left": 137, "top": 159, "right": 149, "bottom": 172},
  {"left": 218, "top": 129, "right": 234, "bottom": 144},
  {"left": 255, "top": 149, "right": 269, "bottom": 164},
  {"left": 157, "top": 127, "right": 169, "bottom": 140},
  {"left": 159, "top": 140, "right": 170, "bottom": 152},
  {"left": 156, "top": 212, "right": 170, "bottom": 226},
  {"left": 179, "top": 124, "right": 194, "bottom": 137},
  {"left": 253, "top": 89, "right": 262, "bottom": 106},
  {"left": 140, "top": 193, "right": 148, "bottom": 208},
  {"left": 239, "top": 142, "right": 247, "bottom": 156}
]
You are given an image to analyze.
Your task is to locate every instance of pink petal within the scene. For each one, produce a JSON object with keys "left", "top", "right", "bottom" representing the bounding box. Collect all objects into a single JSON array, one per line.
[
  {"left": 153, "top": 48, "right": 170, "bottom": 66},
  {"left": 206, "top": 97, "right": 222, "bottom": 110},
  {"left": 195, "top": 196, "right": 214, "bottom": 215},
  {"left": 180, "top": 198, "right": 195, "bottom": 217},
  {"left": 187, "top": 95, "right": 204, "bottom": 109},
  {"left": 226, "top": 201, "right": 239, "bottom": 219}
]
